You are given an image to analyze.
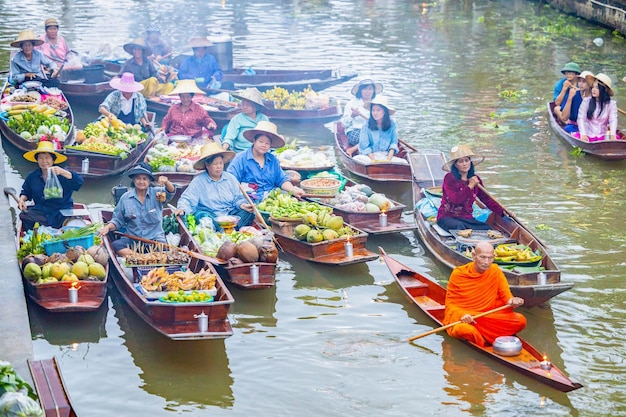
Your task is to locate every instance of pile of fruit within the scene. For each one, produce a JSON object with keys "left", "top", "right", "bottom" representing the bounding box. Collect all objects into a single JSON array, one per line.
[
  {"left": 140, "top": 266, "right": 216, "bottom": 292},
  {"left": 262, "top": 86, "right": 330, "bottom": 110},
  {"left": 293, "top": 210, "right": 357, "bottom": 243},
  {"left": 160, "top": 290, "right": 213, "bottom": 303},
  {"left": 200, "top": 226, "right": 278, "bottom": 266},
  {"left": 69, "top": 116, "right": 147, "bottom": 156},
  {"left": 328, "top": 184, "right": 395, "bottom": 213},
  {"left": 277, "top": 144, "right": 334, "bottom": 169},
  {"left": 21, "top": 245, "right": 108, "bottom": 284},
  {"left": 494, "top": 244, "right": 542, "bottom": 263}
]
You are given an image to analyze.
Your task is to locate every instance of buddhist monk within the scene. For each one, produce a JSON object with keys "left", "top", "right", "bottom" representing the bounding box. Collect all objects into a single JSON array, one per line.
[{"left": 444, "top": 241, "right": 526, "bottom": 347}]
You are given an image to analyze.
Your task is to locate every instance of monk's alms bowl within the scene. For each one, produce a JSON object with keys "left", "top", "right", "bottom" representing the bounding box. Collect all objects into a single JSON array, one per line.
[{"left": 492, "top": 336, "right": 522, "bottom": 356}]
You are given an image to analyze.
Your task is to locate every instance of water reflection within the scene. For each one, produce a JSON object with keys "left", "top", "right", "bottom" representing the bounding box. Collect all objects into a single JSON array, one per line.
[
  {"left": 229, "top": 285, "right": 278, "bottom": 329},
  {"left": 110, "top": 284, "right": 233, "bottom": 407}
]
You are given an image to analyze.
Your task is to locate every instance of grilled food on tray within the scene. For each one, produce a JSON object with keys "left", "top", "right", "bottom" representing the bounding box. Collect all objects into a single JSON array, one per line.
[
  {"left": 487, "top": 230, "right": 504, "bottom": 239},
  {"left": 457, "top": 229, "right": 473, "bottom": 238}
]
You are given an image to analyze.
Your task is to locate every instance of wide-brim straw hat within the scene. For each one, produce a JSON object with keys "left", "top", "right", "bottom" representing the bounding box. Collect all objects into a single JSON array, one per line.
[
  {"left": 23, "top": 140, "right": 66, "bottom": 164},
  {"left": 169, "top": 79, "right": 205, "bottom": 96},
  {"left": 579, "top": 70, "right": 594, "bottom": 83},
  {"left": 231, "top": 87, "right": 266, "bottom": 108},
  {"left": 193, "top": 142, "right": 236, "bottom": 170},
  {"left": 591, "top": 72, "right": 614, "bottom": 96},
  {"left": 188, "top": 37, "right": 213, "bottom": 49},
  {"left": 366, "top": 95, "right": 396, "bottom": 115},
  {"left": 442, "top": 145, "right": 484, "bottom": 171},
  {"left": 560, "top": 62, "right": 581, "bottom": 74},
  {"left": 44, "top": 18, "right": 59, "bottom": 28},
  {"left": 11, "top": 30, "right": 44, "bottom": 48},
  {"left": 127, "top": 163, "right": 154, "bottom": 181},
  {"left": 350, "top": 79, "right": 383, "bottom": 96},
  {"left": 123, "top": 38, "right": 152, "bottom": 56},
  {"left": 109, "top": 72, "right": 144, "bottom": 93},
  {"left": 243, "top": 121, "right": 286, "bottom": 148}
]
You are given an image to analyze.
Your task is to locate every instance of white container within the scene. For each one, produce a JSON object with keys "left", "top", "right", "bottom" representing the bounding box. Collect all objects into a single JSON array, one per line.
[
  {"left": 538, "top": 271, "right": 547, "bottom": 285},
  {"left": 344, "top": 241, "right": 354, "bottom": 258},
  {"left": 379, "top": 213, "right": 388, "bottom": 227},
  {"left": 250, "top": 264, "right": 259, "bottom": 284},
  {"left": 68, "top": 287, "right": 78, "bottom": 303},
  {"left": 81, "top": 158, "right": 89, "bottom": 174},
  {"left": 195, "top": 311, "right": 208, "bottom": 333}
]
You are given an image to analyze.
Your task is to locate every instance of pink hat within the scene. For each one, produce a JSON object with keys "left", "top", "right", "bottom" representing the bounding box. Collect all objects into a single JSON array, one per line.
[{"left": 109, "top": 72, "right": 144, "bottom": 93}]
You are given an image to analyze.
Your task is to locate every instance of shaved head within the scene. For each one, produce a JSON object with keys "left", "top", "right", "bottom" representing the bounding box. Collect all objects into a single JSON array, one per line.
[{"left": 472, "top": 242, "right": 495, "bottom": 274}]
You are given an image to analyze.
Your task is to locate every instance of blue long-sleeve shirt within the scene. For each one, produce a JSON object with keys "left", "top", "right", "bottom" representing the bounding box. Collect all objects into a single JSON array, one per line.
[
  {"left": 10, "top": 50, "right": 57, "bottom": 84},
  {"left": 358, "top": 120, "right": 399, "bottom": 155},
  {"left": 177, "top": 55, "right": 223, "bottom": 88},
  {"left": 227, "top": 149, "right": 289, "bottom": 201},
  {"left": 177, "top": 171, "right": 247, "bottom": 216},
  {"left": 110, "top": 187, "right": 174, "bottom": 243},
  {"left": 20, "top": 168, "right": 84, "bottom": 227},
  {"left": 221, "top": 112, "right": 269, "bottom": 153}
]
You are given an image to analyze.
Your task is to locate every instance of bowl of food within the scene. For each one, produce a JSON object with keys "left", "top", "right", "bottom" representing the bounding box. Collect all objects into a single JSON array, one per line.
[
  {"left": 22, "top": 81, "right": 43, "bottom": 90},
  {"left": 169, "top": 135, "right": 191, "bottom": 143},
  {"left": 214, "top": 215, "right": 240, "bottom": 234}
]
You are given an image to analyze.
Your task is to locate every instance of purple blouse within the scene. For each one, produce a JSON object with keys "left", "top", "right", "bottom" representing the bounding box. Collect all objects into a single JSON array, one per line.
[{"left": 436, "top": 173, "right": 503, "bottom": 221}]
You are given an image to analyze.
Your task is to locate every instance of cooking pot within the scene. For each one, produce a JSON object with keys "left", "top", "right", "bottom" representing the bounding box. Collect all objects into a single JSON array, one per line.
[{"left": 492, "top": 336, "right": 522, "bottom": 356}]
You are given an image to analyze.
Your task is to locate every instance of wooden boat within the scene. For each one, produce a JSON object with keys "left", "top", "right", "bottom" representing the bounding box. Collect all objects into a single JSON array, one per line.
[
  {"left": 174, "top": 214, "right": 277, "bottom": 290},
  {"left": 305, "top": 178, "right": 416, "bottom": 235},
  {"left": 409, "top": 150, "right": 573, "bottom": 307},
  {"left": 58, "top": 61, "right": 120, "bottom": 103},
  {"left": 264, "top": 104, "right": 343, "bottom": 124},
  {"left": 145, "top": 95, "right": 238, "bottom": 131},
  {"left": 378, "top": 247, "right": 583, "bottom": 392},
  {"left": 334, "top": 122, "right": 413, "bottom": 182},
  {"left": 28, "top": 357, "right": 78, "bottom": 417},
  {"left": 101, "top": 209, "right": 235, "bottom": 340},
  {"left": 0, "top": 81, "right": 75, "bottom": 152},
  {"left": 270, "top": 219, "right": 378, "bottom": 265},
  {"left": 547, "top": 102, "right": 626, "bottom": 160},
  {"left": 17, "top": 203, "right": 108, "bottom": 312}
]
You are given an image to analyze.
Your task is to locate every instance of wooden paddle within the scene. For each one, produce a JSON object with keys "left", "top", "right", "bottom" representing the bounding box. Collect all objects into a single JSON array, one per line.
[
  {"left": 408, "top": 304, "right": 512, "bottom": 342},
  {"left": 3, "top": 187, "right": 20, "bottom": 204},
  {"left": 476, "top": 184, "right": 548, "bottom": 248},
  {"left": 618, "top": 108, "right": 626, "bottom": 117},
  {"left": 113, "top": 231, "right": 227, "bottom": 266},
  {"left": 237, "top": 183, "right": 283, "bottom": 252}
]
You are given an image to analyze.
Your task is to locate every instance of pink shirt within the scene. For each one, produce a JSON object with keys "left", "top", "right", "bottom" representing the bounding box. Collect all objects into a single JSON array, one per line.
[
  {"left": 161, "top": 102, "right": 215, "bottom": 138},
  {"left": 36, "top": 35, "right": 69, "bottom": 65},
  {"left": 436, "top": 173, "right": 503, "bottom": 221},
  {"left": 577, "top": 97, "right": 617, "bottom": 139}
]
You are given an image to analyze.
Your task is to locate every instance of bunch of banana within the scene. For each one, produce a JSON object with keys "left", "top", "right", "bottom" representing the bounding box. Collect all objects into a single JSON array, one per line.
[
  {"left": 95, "top": 116, "right": 126, "bottom": 130},
  {"left": 494, "top": 244, "right": 542, "bottom": 263},
  {"left": 5, "top": 104, "right": 57, "bottom": 117},
  {"left": 140, "top": 267, "right": 170, "bottom": 291}
]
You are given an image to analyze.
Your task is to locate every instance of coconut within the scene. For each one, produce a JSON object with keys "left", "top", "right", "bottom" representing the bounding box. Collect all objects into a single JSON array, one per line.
[
  {"left": 237, "top": 241, "right": 259, "bottom": 263},
  {"left": 47, "top": 253, "right": 69, "bottom": 264},
  {"left": 216, "top": 241, "right": 237, "bottom": 261},
  {"left": 21, "top": 254, "right": 47, "bottom": 269},
  {"left": 258, "top": 244, "right": 278, "bottom": 263},
  {"left": 65, "top": 246, "right": 86, "bottom": 263},
  {"left": 86, "top": 245, "right": 109, "bottom": 266},
  {"left": 228, "top": 257, "right": 243, "bottom": 266}
]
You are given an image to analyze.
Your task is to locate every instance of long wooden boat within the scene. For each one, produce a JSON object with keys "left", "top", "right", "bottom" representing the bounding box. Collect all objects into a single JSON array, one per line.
[
  {"left": 0, "top": 81, "right": 76, "bottom": 152},
  {"left": 264, "top": 104, "right": 342, "bottom": 124},
  {"left": 270, "top": 219, "right": 378, "bottom": 265},
  {"left": 409, "top": 150, "right": 573, "bottom": 307},
  {"left": 17, "top": 203, "right": 108, "bottom": 312},
  {"left": 58, "top": 61, "right": 120, "bottom": 103},
  {"left": 334, "top": 122, "right": 413, "bottom": 182},
  {"left": 174, "top": 214, "right": 277, "bottom": 290},
  {"left": 101, "top": 209, "right": 235, "bottom": 340},
  {"left": 145, "top": 95, "right": 238, "bottom": 131},
  {"left": 547, "top": 102, "right": 626, "bottom": 160},
  {"left": 28, "top": 357, "right": 78, "bottom": 417},
  {"left": 379, "top": 247, "right": 582, "bottom": 392},
  {"left": 305, "top": 178, "right": 416, "bottom": 235}
]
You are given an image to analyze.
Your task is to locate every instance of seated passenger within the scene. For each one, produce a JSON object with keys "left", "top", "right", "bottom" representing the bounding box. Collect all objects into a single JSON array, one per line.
[
  {"left": 222, "top": 87, "right": 269, "bottom": 152},
  {"left": 576, "top": 73, "right": 618, "bottom": 142},
  {"left": 10, "top": 30, "right": 59, "bottom": 88}
]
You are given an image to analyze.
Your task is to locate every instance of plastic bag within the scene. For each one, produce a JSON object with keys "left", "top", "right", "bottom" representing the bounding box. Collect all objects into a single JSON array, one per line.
[
  {"left": 0, "top": 392, "right": 44, "bottom": 417},
  {"left": 43, "top": 168, "right": 63, "bottom": 199}
]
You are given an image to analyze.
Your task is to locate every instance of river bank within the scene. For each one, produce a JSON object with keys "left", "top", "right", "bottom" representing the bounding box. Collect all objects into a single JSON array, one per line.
[{"left": 542, "top": 0, "right": 626, "bottom": 36}]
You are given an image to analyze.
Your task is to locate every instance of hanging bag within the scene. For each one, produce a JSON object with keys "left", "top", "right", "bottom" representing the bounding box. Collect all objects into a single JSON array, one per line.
[{"left": 43, "top": 167, "right": 63, "bottom": 199}]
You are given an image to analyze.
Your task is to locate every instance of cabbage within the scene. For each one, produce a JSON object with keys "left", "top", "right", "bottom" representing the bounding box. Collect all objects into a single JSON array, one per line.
[
  {"left": 0, "top": 392, "right": 44, "bottom": 417},
  {"left": 36, "top": 126, "right": 50, "bottom": 135}
]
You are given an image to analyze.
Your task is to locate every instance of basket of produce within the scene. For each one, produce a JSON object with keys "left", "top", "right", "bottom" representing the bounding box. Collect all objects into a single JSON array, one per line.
[
  {"left": 300, "top": 177, "right": 341, "bottom": 196},
  {"left": 137, "top": 266, "right": 217, "bottom": 299},
  {"left": 40, "top": 223, "right": 100, "bottom": 256}
]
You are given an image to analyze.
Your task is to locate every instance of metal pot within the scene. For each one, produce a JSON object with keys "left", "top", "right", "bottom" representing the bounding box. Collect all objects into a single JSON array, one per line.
[{"left": 492, "top": 336, "right": 522, "bottom": 356}]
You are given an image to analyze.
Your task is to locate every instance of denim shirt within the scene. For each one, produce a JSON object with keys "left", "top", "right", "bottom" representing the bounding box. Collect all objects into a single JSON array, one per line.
[
  {"left": 227, "top": 148, "right": 289, "bottom": 200},
  {"left": 177, "top": 171, "right": 247, "bottom": 216},
  {"left": 110, "top": 187, "right": 174, "bottom": 243},
  {"left": 177, "top": 55, "right": 223, "bottom": 88},
  {"left": 10, "top": 50, "right": 57, "bottom": 84},
  {"left": 358, "top": 119, "right": 399, "bottom": 155}
]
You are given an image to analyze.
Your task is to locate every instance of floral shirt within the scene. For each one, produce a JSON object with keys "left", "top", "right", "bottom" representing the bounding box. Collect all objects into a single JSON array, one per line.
[{"left": 161, "top": 102, "right": 215, "bottom": 138}]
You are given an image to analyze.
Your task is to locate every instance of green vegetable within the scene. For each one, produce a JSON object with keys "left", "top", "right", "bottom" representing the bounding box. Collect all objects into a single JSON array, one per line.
[
  {"left": 162, "top": 214, "right": 179, "bottom": 235},
  {"left": 46, "top": 222, "right": 102, "bottom": 243},
  {"left": 0, "top": 360, "right": 37, "bottom": 400},
  {"left": 185, "top": 214, "right": 197, "bottom": 234},
  {"left": 43, "top": 186, "right": 63, "bottom": 199}
]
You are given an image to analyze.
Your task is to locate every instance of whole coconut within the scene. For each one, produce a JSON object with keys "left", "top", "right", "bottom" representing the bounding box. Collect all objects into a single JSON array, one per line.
[
  {"left": 237, "top": 241, "right": 259, "bottom": 263},
  {"left": 216, "top": 241, "right": 237, "bottom": 261},
  {"left": 86, "top": 245, "right": 109, "bottom": 266},
  {"left": 65, "top": 246, "right": 86, "bottom": 263},
  {"left": 258, "top": 244, "right": 278, "bottom": 263}
]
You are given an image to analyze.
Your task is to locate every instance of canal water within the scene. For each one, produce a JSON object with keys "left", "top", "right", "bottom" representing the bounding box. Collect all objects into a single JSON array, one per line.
[{"left": 2, "top": 1, "right": 625, "bottom": 415}]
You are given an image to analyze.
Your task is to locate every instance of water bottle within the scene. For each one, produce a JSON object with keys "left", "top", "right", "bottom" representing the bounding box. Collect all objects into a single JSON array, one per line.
[
  {"left": 538, "top": 271, "right": 547, "bottom": 285},
  {"left": 81, "top": 158, "right": 89, "bottom": 174}
]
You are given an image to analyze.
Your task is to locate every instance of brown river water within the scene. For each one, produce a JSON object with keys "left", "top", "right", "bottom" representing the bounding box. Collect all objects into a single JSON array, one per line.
[{"left": 1, "top": 1, "right": 625, "bottom": 415}]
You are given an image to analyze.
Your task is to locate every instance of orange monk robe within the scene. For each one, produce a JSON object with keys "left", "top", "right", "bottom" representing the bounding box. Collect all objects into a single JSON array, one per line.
[{"left": 444, "top": 263, "right": 526, "bottom": 347}]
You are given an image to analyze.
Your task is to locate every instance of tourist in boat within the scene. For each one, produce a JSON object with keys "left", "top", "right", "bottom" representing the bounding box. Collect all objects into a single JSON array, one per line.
[
  {"left": 175, "top": 143, "right": 254, "bottom": 229},
  {"left": 9, "top": 30, "right": 60, "bottom": 88},
  {"left": 221, "top": 87, "right": 269, "bottom": 152},
  {"left": 98, "top": 163, "right": 175, "bottom": 256},
  {"left": 119, "top": 38, "right": 174, "bottom": 97},
  {"left": 576, "top": 73, "right": 619, "bottom": 142},
  {"left": 357, "top": 95, "right": 404, "bottom": 162},
  {"left": 99, "top": 72, "right": 152, "bottom": 130},
  {"left": 553, "top": 61, "right": 581, "bottom": 104},
  {"left": 227, "top": 121, "right": 305, "bottom": 201},
  {"left": 554, "top": 70, "right": 593, "bottom": 133},
  {"left": 436, "top": 145, "right": 504, "bottom": 232},
  {"left": 444, "top": 241, "right": 526, "bottom": 347},
  {"left": 17, "top": 141, "right": 84, "bottom": 231},
  {"left": 144, "top": 24, "right": 171, "bottom": 65},
  {"left": 177, "top": 37, "right": 225, "bottom": 90},
  {"left": 36, "top": 18, "right": 71, "bottom": 67},
  {"left": 341, "top": 79, "right": 383, "bottom": 156},
  {"left": 157, "top": 79, "right": 217, "bottom": 140}
]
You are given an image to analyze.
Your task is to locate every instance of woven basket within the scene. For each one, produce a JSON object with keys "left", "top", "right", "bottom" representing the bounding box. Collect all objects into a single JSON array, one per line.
[{"left": 300, "top": 178, "right": 340, "bottom": 196}]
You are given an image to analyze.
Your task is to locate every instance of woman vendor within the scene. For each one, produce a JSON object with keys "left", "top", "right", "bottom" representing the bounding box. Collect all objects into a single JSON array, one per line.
[
  {"left": 176, "top": 143, "right": 254, "bottom": 230},
  {"left": 98, "top": 163, "right": 175, "bottom": 256},
  {"left": 10, "top": 30, "right": 60, "bottom": 87},
  {"left": 436, "top": 145, "right": 504, "bottom": 232},
  {"left": 99, "top": 72, "right": 152, "bottom": 129},
  {"left": 227, "top": 121, "right": 305, "bottom": 201},
  {"left": 157, "top": 79, "right": 217, "bottom": 139},
  {"left": 18, "top": 141, "right": 84, "bottom": 231},
  {"left": 221, "top": 87, "right": 269, "bottom": 152},
  {"left": 119, "top": 38, "right": 174, "bottom": 97}
]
